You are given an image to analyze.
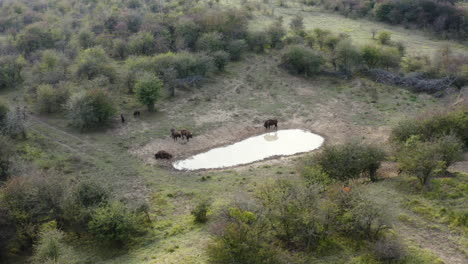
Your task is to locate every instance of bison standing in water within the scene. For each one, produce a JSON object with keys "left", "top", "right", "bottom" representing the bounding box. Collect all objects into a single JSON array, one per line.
[
  {"left": 180, "top": 130, "right": 193, "bottom": 142},
  {"left": 264, "top": 119, "right": 278, "bottom": 130},
  {"left": 155, "top": 150, "right": 173, "bottom": 159}
]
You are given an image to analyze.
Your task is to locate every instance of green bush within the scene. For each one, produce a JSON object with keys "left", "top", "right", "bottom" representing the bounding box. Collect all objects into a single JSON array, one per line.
[
  {"left": 207, "top": 207, "right": 281, "bottom": 264},
  {"left": 191, "top": 200, "right": 210, "bottom": 224},
  {"left": 246, "top": 31, "right": 270, "bottom": 53},
  {"left": 377, "top": 31, "right": 391, "bottom": 45},
  {"left": 309, "top": 142, "right": 385, "bottom": 182},
  {"left": 66, "top": 89, "right": 116, "bottom": 130},
  {"left": 391, "top": 107, "right": 468, "bottom": 147},
  {"left": 196, "top": 32, "right": 224, "bottom": 52},
  {"left": 35, "top": 84, "right": 69, "bottom": 114},
  {"left": 32, "top": 222, "right": 76, "bottom": 264},
  {"left": 397, "top": 135, "right": 463, "bottom": 187},
  {"left": 135, "top": 73, "right": 163, "bottom": 112},
  {"left": 281, "top": 45, "right": 324, "bottom": 76},
  {"left": 0, "top": 56, "right": 24, "bottom": 90},
  {"left": 128, "top": 32, "right": 156, "bottom": 56},
  {"left": 75, "top": 47, "right": 116, "bottom": 82},
  {"left": 212, "top": 51, "right": 230, "bottom": 72},
  {"left": 226, "top": 39, "right": 247, "bottom": 61},
  {"left": 87, "top": 201, "right": 144, "bottom": 246}
]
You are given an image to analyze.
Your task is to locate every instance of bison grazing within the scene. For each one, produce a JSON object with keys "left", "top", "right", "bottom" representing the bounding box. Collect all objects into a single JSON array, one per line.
[
  {"left": 133, "top": 111, "right": 141, "bottom": 118},
  {"left": 155, "top": 150, "right": 173, "bottom": 159},
  {"left": 171, "top": 128, "right": 182, "bottom": 141},
  {"left": 264, "top": 119, "right": 278, "bottom": 130},
  {"left": 180, "top": 130, "right": 193, "bottom": 142}
]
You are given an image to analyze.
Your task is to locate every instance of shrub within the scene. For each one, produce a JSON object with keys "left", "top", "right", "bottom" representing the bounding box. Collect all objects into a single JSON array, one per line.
[
  {"left": 191, "top": 200, "right": 210, "bottom": 223},
  {"left": 334, "top": 39, "right": 362, "bottom": 74},
  {"left": 309, "top": 142, "right": 385, "bottom": 182},
  {"left": 128, "top": 32, "right": 156, "bottom": 56},
  {"left": 361, "top": 45, "right": 381, "bottom": 69},
  {"left": 31, "top": 223, "right": 75, "bottom": 264},
  {"left": 207, "top": 207, "right": 281, "bottom": 264},
  {"left": 246, "top": 31, "right": 270, "bottom": 53},
  {"left": 135, "top": 73, "right": 163, "bottom": 112},
  {"left": 227, "top": 39, "right": 247, "bottom": 61},
  {"left": 373, "top": 237, "right": 406, "bottom": 262},
  {"left": 300, "top": 165, "right": 333, "bottom": 185},
  {"left": 77, "top": 30, "right": 95, "bottom": 49},
  {"left": 66, "top": 89, "right": 116, "bottom": 130},
  {"left": 16, "top": 23, "right": 56, "bottom": 54},
  {"left": 0, "top": 56, "right": 23, "bottom": 90},
  {"left": 196, "top": 32, "right": 224, "bottom": 52},
  {"left": 75, "top": 47, "right": 116, "bottom": 82},
  {"left": 281, "top": 45, "right": 324, "bottom": 76},
  {"left": 2, "top": 107, "right": 27, "bottom": 139},
  {"left": 289, "top": 15, "right": 304, "bottom": 34},
  {"left": 35, "top": 84, "right": 69, "bottom": 114},
  {"left": 397, "top": 135, "right": 463, "bottom": 187},
  {"left": 267, "top": 21, "right": 286, "bottom": 48},
  {"left": 391, "top": 108, "right": 468, "bottom": 147},
  {"left": 87, "top": 201, "right": 144, "bottom": 246},
  {"left": 379, "top": 47, "right": 402, "bottom": 70},
  {"left": 377, "top": 31, "right": 391, "bottom": 45},
  {"left": 212, "top": 50, "right": 230, "bottom": 72},
  {"left": 0, "top": 136, "right": 14, "bottom": 181}
]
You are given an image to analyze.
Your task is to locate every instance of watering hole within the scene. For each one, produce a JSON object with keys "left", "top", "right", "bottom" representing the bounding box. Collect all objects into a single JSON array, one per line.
[{"left": 173, "top": 129, "right": 324, "bottom": 171}]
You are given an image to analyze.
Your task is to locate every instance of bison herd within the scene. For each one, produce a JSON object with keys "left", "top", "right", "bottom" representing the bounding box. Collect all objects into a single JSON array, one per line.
[{"left": 154, "top": 119, "right": 278, "bottom": 160}]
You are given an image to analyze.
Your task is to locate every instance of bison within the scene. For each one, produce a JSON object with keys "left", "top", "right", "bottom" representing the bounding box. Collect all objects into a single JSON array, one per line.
[
  {"left": 180, "top": 130, "right": 193, "bottom": 142},
  {"left": 171, "top": 128, "right": 182, "bottom": 141},
  {"left": 264, "top": 119, "right": 278, "bottom": 130},
  {"left": 155, "top": 150, "right": 173, "bottom": 159},
  {"left": 133, "top": 110, "right": 141, "bottom": 118}
]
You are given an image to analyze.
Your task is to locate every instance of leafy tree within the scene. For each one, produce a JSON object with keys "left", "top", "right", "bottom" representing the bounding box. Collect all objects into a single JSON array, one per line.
[
  {"left": 313, "top": 28, "right": 331, "bottom": 49},
  {"left": 334, "top": 40, "right": 362, "bottom": 74},
  {"left": 129, "top": 32, "right": 156, "bottom": 56},
  {"left": 361, "top": 45, "right": 381, "bottom": 69},
  {"left": 75, "top": 47, "right": 116, "bottom": 82},
  {"left": 32, "top": 223, "right": 76, "bottom": 264},
  {"left": 246, "top": 31, "right": 270, "bottom": 53},
  {"left": 267, "top": 21, "right": 286, "bottom": 48},
  {"left": 16, "top": 23, "right": 56, "bottom": 54},
  {"left": 66, "top": 89, "right": 116, "bottom": 130},
  {"left": 212, "top": 51, "right": 230, "bottom": 72},
  {"left": 135, "top": 74, "right": 163, "bottom": 112},
  {"left": 32, "top": 50, "right": 68, "bottom": 85},
  {"left": 309, "top": 142, "right": 386, "bottom": 182},
  {"left": 196, "top": 32, "right": 224, "bottom": 52},
  {"left": 207, "top": 207, "right": 281, "bottom": 264},
  {"left": 226, "top": 39, "right": 247, "bottom": 60},
  {"left": 174, "top": 18, "right": 200, "bottom": 50},
  {"left": 289, "top": 15, "right": 304, "bottom": 34},
  {"left": 35, "top": 84, "right": 69, "bottom": 114},
  {"left": 377, "top": 31, "right": 391, "bottom": 45},
  {"left": 281, "top": 45, "right": 324, "bottom": 76},
  {"left": 379, "top": 47, "right": 401, "bottom": 70},
  {"left": 77, "top": 30, "right": 95, "bottom": 49},
  {"left": 87, "top": 201, "right": 143, "bottom": 246},
  {"left": 0, "top": 56, "right": 24, "bottom": 90},
  {"left": 397, "top": 135, "right": 463, "bottom": 187},
  {"left": 2, "top": 107, "right": 27, "bottom": 139}
]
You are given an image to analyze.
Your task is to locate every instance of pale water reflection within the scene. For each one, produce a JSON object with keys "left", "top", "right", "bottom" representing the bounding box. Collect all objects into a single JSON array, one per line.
[{"left": 173, "top": 129, "right": 324, "bottom": 171}]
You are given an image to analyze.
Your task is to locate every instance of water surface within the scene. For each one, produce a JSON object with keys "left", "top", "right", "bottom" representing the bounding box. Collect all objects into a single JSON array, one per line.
[{"left": 173, "top": 129, "right": 324, "bottom": 170}]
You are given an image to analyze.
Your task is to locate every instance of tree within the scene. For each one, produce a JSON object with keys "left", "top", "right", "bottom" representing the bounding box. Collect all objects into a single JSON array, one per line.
[
  {"left": 267, "top": 21, "right": 286, "bottom": 48},
  {"left": 289, "top": 15, "right": 304, "bottom": 34},
  {"left": 0, "top": 56, "right": 23, "bottom": 90},
  {"left": 377, "top": 31, "right": 391, "bottom": 45},
  {"left": 196, "top": 32, "right": 224, "bottom": 52},
  {"left": 87, "top": 201, "right": 143, "bottom": 246},
  {"left": 35, "top": 84, "right": 69, "bottom": 114},
  {"left": 0, "top": 136, "right": 14, "bottom": 181},
  {"left": 379, "top": 47, "right": 401, "bottom": 70},
  {"left": 397, "top": 135, "right": 463, "bottom": 187},
  {"left": 281, "top": 45, "right": 324, "bottom": 76},
  {"left": 135, "top": 74, "right": 163, "bottom": 112},
  {"left": 77, "top": 30, "right": 95, "bottom": 49},
  {"left": 212, "top": 51, "right": 230, "bottom": 72},
  {"left": 66, "top": 89, "right": 116, "bottom": 130},
  {"left": 334, "top": 40, "right": 362, "bottom": 74},
  {"left": 128, "top": 32, "right": 156, "bottom": 56},
  {"left": 361, "top": 45, "right": 381, "bottom": 69},
  {"left": 227, "top": 39, "right": 247, "bottom": 60},
  {"left": 313, "top": 28, "right": 331, "bottom": 49},
  {"left": 246, "top": 31, "right": 270, "bottom": 53},
  {"left": 309, "top": 142, "right": 386, "bottom": 182},
  {"left": 16, "top": 23, "right": 56, "bottom": 54},
  {"left": 75, "top": 47, "right": 116, "bottom": 82},
  {"left": 191, "top": 200, "right": 210, "bottom": 223}
]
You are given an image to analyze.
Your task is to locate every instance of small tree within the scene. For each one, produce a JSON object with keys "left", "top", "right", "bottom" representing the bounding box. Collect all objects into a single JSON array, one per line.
[
  {"left": 191, "top": 200, "right": 210, "bottom": 223},
  {"left": 397, "top": 135, "right": 463, "bottom": 187},
  {"left": 35, "top": 84, "right": 69, "bottom": 114},
  {"left": 281, "top": 45, "right": 324, "bottom": 76},
  {"left": 335, "top": 40, "right": 362, "bottom": 74},
  {"left": 212, "top": 50, "right": 230, "bottom": 72},
  {"left": 0, "top": 56, "right": 24, "bottom": 90},
  {"left": 87, "top": 201, "right": 143, "bottom": 246},
  {"left": 377, "top": 31, "right": 391, "bottom": 45},
  {"left": 66, "top": 89, "right": 116, "bottom": 130},
  {"left": 361, "top": 45, "right": 381, "bottom": 69},
  {"left": 290, "top": 15, "right": 304, "bottom": 34},
  {"left": 313, "top": 28, "right": 331, "bottom": 49},
  {"left": 196, "top": 32, "right": 224, "bottom": 52},
  {"left": 227, "top": 39, "right": 247, "bottom": 61},
  {"left": 135, "top": 74, "right": 163, "bottom": 112},
  {"left": 267, "top": 21, "right": 286, "bottom": 48}
]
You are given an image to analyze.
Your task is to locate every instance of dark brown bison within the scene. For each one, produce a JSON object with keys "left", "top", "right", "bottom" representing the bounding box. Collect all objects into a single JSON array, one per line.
[
  {"left": 120, "top": 114, "right": 125, "bottom": 123},
  {"left": 180, "top": 130, "right": 193, "bottom": 142},
  {"left": 155, "top": 150, "right": 173, "bottom": 159},
  {"left": 171, "top": 128, "right": 182, "bottom": 141},
  {"left": 264, "top": 119, "right": 278, "bottom": 130},
  {"left": 133, "top": 111, "right": 141, "bottom": 118}
]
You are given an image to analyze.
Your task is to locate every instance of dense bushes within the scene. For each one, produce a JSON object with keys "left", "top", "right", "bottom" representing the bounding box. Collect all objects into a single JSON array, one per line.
[
  {"left": 305, "top": 141, "right": 386, "bottom": 182},
  {"left": 66, "top": 89, "right": 116, "bottom": 130},
  {"left": 35, "top": 84, "right": 69, "bottom": 114},
  {"left": 391, "top": 107, "right": 468, "bottom": 147},
  {"left": 0, "top": 56, "right": 23, "bottom": 90},
  {"left": 281, "top": 45, "right": 324, "bottom": 76},
  {"left": 322, "top": 0, "right": 468, "bottom": 40}
]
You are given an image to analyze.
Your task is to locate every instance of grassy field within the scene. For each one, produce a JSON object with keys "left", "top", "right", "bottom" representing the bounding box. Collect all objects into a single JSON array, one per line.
[
  {"left": 4, "top": 48, "right": 466, "bottom": 263},
  {"left": 224, "top": 0, "right": 467, "bottom": 56}
]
